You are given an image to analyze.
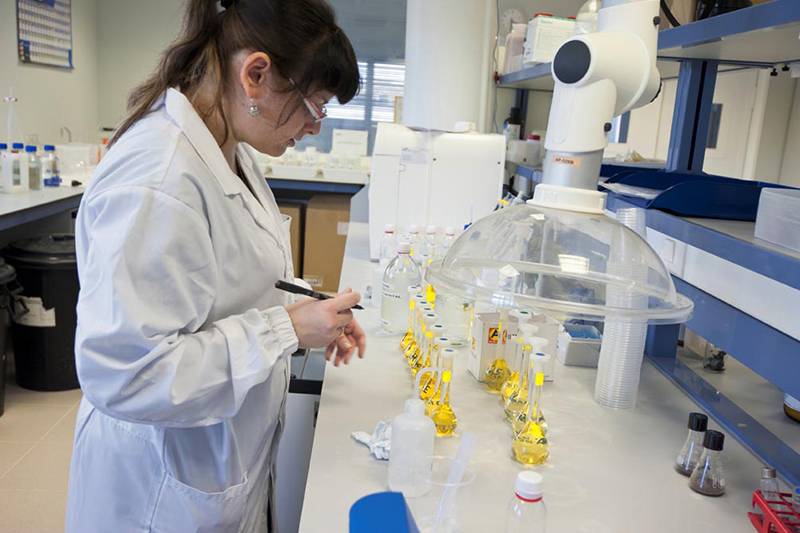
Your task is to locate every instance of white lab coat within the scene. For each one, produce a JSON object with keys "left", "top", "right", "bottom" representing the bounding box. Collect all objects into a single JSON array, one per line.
[{"left": 65, "top": 88, "right": 300, "bottom": 533}]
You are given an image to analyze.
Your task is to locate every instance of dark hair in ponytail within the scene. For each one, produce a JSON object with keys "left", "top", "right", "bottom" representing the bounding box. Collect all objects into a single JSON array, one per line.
[{"left": 110, "top": 0, "right": 360, "bottom": 147}]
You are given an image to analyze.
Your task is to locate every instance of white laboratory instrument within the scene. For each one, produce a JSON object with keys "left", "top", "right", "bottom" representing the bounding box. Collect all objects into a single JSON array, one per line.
[
  {"left": 428, "top": 0, "right": 693, "bottom": 408},
  {"left": 368, "top": 122, "right": 504, "bottom": 260}
]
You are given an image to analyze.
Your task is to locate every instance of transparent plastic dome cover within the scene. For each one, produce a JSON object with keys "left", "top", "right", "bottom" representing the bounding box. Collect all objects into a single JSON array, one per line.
[{"left": 426, "top": 202, "right": 693, "bottom": 324}]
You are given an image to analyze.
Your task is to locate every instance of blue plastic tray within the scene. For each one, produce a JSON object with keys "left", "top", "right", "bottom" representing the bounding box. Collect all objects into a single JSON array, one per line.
[{"left": 598, "top": 166, "right": 794, "bottom": 221}]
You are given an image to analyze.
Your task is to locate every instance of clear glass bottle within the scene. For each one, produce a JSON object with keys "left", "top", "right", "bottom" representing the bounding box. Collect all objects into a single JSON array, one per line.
[
  {"left": 10, "top": 143, "right": 23, "bottom": 187},
  {"left": 430, "top": 348, "right": 457, "bottom": 437},
  {"left": 689, "top": 430, "right": 726, "bottom": 496},
  {"left": 512, "top": 368, "right": 549, "bottom": 465},
  {"left": 26, "top": 145, "right": 41, "bottom": 190},
  {"left": 380, "top": 242, "right": 421, "bottom": 334},
  {"left": 373, "top": 223, "right": 397, "bottom": 306},
  {"left": 675, "top": 412, "right": 708, "bottom": 476},
  {"left": 505, "top": 471, "right": 546, "bottom": 533},
  {"left": 41, "top": 145, "right": 61, "bottom": 187},
  {"left": 759, "top": 467, "right": 779, "bottom": 502}
]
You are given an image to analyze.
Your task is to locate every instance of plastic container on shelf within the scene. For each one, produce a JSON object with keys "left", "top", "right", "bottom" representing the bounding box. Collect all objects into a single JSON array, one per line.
[
  {"left": 502, "top": 23, "right": 527, "bottom": 74},
  {"left": 755, "top": 188, "right": 800, "bottom": 253},
  {"left": 2, "top": 234, "right": 80, "bottom": 391}
]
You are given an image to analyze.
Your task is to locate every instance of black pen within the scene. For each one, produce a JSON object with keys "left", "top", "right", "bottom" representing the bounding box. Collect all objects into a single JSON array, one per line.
[{"left": 274, "top": 280, "right": 364, "bottom": 310}]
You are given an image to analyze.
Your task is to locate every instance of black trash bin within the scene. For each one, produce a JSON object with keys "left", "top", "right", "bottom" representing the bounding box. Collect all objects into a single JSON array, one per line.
[
  {"left": 2, "top": 234, "right": 80, "bottom": 391},
  {"left": 0, "top": 258, "right": 21, "bottom": 416}
]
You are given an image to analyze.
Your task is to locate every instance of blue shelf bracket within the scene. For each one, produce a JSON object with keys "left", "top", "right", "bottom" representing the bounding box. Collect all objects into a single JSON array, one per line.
[{"left": 666, "top": 59, "right": 719, "bottom": 173}]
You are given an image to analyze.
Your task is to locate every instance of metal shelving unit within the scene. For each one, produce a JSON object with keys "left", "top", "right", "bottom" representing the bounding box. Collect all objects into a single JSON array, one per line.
[{"left": 498, "top": 0, "right": 800, "bottom": 487}]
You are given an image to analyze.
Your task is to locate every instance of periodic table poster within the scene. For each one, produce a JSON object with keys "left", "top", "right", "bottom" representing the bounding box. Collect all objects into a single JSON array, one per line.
[{"left": 16, "top": 0, "right": 74, "bottom": 69}]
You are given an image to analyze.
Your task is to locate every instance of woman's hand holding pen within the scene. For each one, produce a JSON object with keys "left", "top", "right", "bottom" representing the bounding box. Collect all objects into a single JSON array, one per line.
[{"left": 286, "top": 288, "right": 366, "bottom": 364}]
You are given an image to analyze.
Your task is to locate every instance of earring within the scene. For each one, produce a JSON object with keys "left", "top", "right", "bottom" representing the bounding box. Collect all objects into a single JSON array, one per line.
[{"left": 248, "top": 99, "right": 261, "bottom": 117}]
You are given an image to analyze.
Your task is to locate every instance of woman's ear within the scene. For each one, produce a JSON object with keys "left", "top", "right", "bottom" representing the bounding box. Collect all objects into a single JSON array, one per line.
[{"left": 240, "top": 51, "right": 272, "bottom": 99}]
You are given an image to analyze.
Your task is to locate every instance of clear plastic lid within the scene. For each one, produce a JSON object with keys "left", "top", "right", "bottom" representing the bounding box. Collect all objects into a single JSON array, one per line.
[{"left": 426, "top": 202, "right": 692, "bottom": 324}]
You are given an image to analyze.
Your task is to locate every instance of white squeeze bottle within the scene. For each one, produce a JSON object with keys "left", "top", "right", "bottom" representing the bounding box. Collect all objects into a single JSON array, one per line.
[
  {"left": 381, "top": 241, "right": 421, "bottom": 333},
  {"left": 388, "top": 398, "right": 435, "bottom": 497}
]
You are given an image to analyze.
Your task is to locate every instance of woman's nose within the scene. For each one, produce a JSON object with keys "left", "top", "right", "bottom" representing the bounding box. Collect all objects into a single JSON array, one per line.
[{"left": 306, "top": 121, "right": 322, "bottom": 136}]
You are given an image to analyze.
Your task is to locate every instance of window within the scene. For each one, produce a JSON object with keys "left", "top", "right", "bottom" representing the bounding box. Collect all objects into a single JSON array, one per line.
[{"left": 296, "top": 61, "right": 406, "bottom": 153}]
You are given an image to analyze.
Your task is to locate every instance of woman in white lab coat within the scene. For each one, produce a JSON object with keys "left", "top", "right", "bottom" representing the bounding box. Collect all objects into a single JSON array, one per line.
[{"left": 65, "top": 1, "right": 364, "bottom": 531}]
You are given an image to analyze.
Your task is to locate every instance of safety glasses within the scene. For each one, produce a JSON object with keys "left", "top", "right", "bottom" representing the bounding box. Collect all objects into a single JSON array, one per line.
[{"left": 289, "top": 77, "right": 327, "bottom": 124}]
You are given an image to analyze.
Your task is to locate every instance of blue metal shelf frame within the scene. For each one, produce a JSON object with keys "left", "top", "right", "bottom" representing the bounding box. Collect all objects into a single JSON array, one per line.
[
  {"left": 658, "top": 0, "right": 800, "bottom": 64},
  {"left": 607, "top": 195, "right": 800, "bottom": 487}
]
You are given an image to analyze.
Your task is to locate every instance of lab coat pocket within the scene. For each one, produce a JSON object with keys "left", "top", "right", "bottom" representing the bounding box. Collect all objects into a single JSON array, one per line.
[{"left": 150, "top": 471, "right": 250, "bottom": 533}]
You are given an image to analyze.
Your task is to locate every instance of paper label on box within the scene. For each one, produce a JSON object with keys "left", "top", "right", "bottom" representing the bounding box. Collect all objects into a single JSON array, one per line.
[
  {"left": 14, "top": 296, "right": 56, "bottom": 327},
  {"left": 337, "top": 222, "right": 349, "bottom": 236},
  {"left": 488, "top": 327, "right": 499, "bottom": 344},
  {"left": 303, "top": 275, "right": 323, "bottom": 289}
]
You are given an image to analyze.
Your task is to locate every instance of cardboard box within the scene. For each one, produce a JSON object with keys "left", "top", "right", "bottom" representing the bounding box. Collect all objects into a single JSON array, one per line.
[
  {"left": 522, "top": 15, "right": 576, "bottom": 66},
  {"left": 278, "top": 203, "right": 303, "bottom": 277},
  {"left": 302, "top": 194, "right": 351, "bottom": 293}
]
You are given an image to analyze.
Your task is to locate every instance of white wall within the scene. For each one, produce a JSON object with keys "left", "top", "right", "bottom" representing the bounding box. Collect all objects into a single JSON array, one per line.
[
  {"left": 97, "top": 0, "right": 184, "bottom": 129},
  {"left": 779, "top": 81, "right": 800, "bottom": 187},
  {"left": 0, "top": 0, "right": 99, "bottom": 145}
]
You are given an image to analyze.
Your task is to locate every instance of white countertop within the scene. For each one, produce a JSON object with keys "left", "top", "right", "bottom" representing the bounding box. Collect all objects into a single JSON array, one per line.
[
  {"left": 0, "top": 186, "right": 84, "bottom": 218},
  {"left": 299, "top": 222, "right": 766, "bottom": 533}
]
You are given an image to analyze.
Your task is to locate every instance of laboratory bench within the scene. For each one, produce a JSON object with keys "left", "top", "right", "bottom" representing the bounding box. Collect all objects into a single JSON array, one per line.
[
  {"left": 0, "top": 186, "right": 83, "bottom": 232},
  {"left": 298, "top": 222, "right": 771, "bottom": 533}
]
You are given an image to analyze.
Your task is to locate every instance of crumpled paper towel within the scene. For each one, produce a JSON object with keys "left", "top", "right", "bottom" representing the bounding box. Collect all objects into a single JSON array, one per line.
[{"left": 351, "top": 420, "right": 392, "bottom": 461}]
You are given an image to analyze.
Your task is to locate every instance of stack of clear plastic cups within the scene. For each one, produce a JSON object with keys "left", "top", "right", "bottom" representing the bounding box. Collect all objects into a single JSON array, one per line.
[{"left": 594, "top": 207, "right": 649, "bottom": 409}]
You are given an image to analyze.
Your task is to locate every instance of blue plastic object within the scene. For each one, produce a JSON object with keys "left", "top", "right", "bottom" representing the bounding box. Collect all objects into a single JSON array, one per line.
[
  {"left": 599, "top": 166, "right": 794, "bottom": 220},
  {"left": 564, "top": 323, "right": 602, "bottom": 340},
  {"left": 350, "top": 492, "right": 420, "bottom": 533}
]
